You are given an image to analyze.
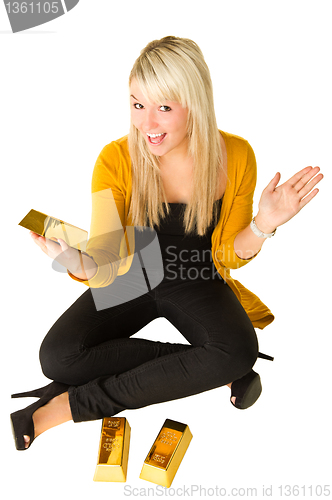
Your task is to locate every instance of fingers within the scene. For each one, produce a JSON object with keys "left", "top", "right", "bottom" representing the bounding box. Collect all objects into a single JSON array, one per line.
[
  {"left": 30, "top": 231, "right": 48, "bottom": 254},
  {"left": 30, "top": 231, "right": 42, "bottom": 239},
  {"left": 298, "top": 169, "right": 323, "bottom": 196},
  {"left": 289, "top": 166, "right": 321, "bottom": 192},
  {"left": 295, "top": 167, "right": 323, "bottom": 209},
  {"left": 299, "top": 188, "right": 320, "bottom": 210},
  {"left": 30, "top": 231, "right": 45, "bottom": 244},
  {"left": 57, "top": 238, "right": 69, "bottom": 251},
  {"left": 287, "top": 166, "right": 313, "bottom": 187},
  {"left": 266, "top": 172, "right": 281, "bottom": 192},
  {"left": 30, "top": 232, "right": 64, "bottom": 256},
  {"left": 298, "top": 171, "right": 323, "bottom": 197}
]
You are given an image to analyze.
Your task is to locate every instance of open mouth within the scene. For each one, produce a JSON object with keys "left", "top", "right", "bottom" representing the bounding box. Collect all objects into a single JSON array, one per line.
[{"left": 147, "top": 133, "right": 167, "bottom": 145}]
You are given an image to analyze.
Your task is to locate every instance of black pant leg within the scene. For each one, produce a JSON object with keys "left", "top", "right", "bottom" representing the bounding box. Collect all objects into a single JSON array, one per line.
[
  {"left": 39, "top": 281, "right": 190, "bottom": 386},
  {"left": 68, "top": 278, "right": 258, "bottom": 422}
]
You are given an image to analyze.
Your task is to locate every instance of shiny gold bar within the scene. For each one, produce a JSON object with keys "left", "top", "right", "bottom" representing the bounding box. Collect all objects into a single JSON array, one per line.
[
  {"left": 18, "top": 209, "right": 88, "bottom": 251},
  {"left": 93, "top": 417, "right": 131, "bottom": 482},
  {"left": 139, "top": 419, "right": 193, "bottom": 488}
]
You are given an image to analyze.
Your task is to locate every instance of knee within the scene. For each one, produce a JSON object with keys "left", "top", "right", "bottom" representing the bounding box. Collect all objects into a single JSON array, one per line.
[
  {"left": 39, "top": 335, "right": 60, "bottom": 381},
  {"left": 230, "top": 340, "right": 258, "bottom": 378},
  {"left": 228, "top": 322, "right": 259, "bottom": 377},
  {"left": 39, "top": 333, "right": 77, "bottom": 383},
  {"left": 206, "top": 333, "right": 258, "bottom": 384}
]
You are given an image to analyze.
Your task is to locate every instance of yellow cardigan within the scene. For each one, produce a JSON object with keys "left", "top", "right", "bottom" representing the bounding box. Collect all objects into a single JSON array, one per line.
[{"left": 68, "top": 130, "right": 275, "bottom": 330}]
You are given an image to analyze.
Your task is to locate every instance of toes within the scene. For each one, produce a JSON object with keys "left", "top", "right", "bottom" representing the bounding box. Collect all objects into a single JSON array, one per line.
[
  {"left": 23, "top": 435, "right": 30, "bottom": 449},
  {"left": 231, "top": 396, "right": 236, "bottom": 405}
]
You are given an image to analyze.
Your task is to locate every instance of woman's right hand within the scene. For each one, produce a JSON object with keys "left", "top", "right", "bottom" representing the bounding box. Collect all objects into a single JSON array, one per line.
[{"left": 30, "top": 231, "right": 83, "bottom": 275}]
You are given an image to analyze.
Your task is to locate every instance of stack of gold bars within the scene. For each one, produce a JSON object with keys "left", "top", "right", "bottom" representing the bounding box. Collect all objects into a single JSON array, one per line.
[{"left": 93, "top": 417, "right": 193, "bottom": 487}]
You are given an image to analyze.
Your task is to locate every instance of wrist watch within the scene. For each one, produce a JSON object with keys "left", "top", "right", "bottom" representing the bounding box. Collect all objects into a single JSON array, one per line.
[{"left": 250, "top": 217, "right": 277, "bottom": 238}]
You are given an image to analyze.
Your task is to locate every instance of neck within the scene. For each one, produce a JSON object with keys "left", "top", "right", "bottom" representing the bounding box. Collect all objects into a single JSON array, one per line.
[
  {"left": 158, "top": 135, "right": 192, "bottom": 168},
  {"left": 159, "top": 149, "right": 192, "bottom": 170}
]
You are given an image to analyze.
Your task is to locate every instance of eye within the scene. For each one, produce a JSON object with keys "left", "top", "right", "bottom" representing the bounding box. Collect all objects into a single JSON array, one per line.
[
  {"left": 160, "top": 105, "right": 171, "bottom": 112},
  {"left": 133, "top": 103, "right": 144, "bottom": 109}
]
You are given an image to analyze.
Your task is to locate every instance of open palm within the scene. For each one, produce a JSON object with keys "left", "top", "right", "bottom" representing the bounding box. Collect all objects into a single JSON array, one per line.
[{"left": 258, "top": 166, "right": 323, "bottom": 231}]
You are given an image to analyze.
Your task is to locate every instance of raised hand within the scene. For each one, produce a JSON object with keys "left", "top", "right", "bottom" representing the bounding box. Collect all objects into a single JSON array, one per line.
[{"left": 256, "top": 166, "right": 323, "bottom": 233}]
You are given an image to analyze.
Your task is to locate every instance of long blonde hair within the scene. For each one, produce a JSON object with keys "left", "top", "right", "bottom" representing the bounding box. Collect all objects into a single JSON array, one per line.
[{"left": 128, "top": 36, "right": 224, "bottom": 236}]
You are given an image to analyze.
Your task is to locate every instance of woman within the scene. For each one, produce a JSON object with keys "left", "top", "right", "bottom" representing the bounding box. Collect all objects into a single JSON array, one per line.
[{"left": 10, "top": 36, "right": 323, "bottom": 450}]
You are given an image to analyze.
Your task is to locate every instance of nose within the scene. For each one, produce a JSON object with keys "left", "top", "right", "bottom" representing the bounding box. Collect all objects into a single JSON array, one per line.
[{"left": 143, "top": 109, "right": 159, "bottom": 132}]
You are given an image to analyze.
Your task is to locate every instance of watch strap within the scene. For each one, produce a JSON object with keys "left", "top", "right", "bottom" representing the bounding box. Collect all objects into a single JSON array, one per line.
[{"left": 250, "top": 218, "right": 277, "bottom": 238}]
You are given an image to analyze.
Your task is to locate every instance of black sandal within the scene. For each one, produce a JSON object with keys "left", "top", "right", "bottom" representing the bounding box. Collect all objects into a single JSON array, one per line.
[
  {"left": 230, "top": 370, "right": 262, "bottom": 409},
  {"left": 230, "top": 352, "right": 273, "bottom": 409},
  {"left": 10, "top": 381, "right": 69, "bottom": 450}
]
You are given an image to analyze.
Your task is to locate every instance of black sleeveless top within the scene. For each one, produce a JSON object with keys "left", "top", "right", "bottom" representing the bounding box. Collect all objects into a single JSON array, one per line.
[{"left": 135, "top": 197, "right": 223, "bottom": 281}]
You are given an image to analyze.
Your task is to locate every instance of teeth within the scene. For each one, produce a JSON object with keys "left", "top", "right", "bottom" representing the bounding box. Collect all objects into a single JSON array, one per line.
[{"left": 147, "top": 133, "right": 165, "bottom": 138}]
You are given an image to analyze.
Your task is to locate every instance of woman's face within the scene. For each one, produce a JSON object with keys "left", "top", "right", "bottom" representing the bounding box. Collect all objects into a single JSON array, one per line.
[{"left": 130, "top": 79, "right": 189, "bottom": 162}]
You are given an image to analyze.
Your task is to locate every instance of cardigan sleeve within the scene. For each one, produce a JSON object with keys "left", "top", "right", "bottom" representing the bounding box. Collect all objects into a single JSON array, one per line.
[
  {"left": 216, "top": 141, "right": 260, "bottom": 269},
  {"left": 67, "top": 142, "right": 128, "bottom": 288}
]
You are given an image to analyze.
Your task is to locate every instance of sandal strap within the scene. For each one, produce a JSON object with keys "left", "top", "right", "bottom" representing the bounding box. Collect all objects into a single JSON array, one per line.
[{"left": 258, "top": 351, "right": 274, "bottom": 361}]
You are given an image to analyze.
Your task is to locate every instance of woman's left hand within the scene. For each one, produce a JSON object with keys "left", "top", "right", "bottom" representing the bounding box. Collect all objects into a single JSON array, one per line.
[{"left": 256, "top": 166, "right": 324, "bottom": 233}]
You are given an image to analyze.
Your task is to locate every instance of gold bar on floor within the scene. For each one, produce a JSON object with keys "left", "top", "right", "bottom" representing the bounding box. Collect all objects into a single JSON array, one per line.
[
  {"left": 139, "top": 419, "right": 193, "bottom": 488},
  {"left": 93, "top": 417, "right": 131, "bottom": 482},
  {"left": 18, "top": 209, "right": 88, "bottom": 251}
]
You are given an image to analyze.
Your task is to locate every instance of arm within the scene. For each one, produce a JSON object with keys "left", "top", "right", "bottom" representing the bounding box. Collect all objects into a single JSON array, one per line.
[
  {"left": 233, "top": 213, "right": 275, "bottom": 260},
  {"left": 67, "top": 252, "right": 98, "bottom": 281},
  {"left": 67, "top": 143, "right": 128, "bottom": 288},
  {"left": 29, "top": 142, "right": 129, "bottom": 285},
  {"left": 233, "top": 165, "right": 323, "bottom": 261},
  {"left": 215, "top": 141, "right": 261, "bottom": 269}
]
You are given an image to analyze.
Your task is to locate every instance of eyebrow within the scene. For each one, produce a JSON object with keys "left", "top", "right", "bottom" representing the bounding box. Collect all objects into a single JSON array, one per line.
[{"left": 130, "top": 94, "right": 138, "bottom": 100}]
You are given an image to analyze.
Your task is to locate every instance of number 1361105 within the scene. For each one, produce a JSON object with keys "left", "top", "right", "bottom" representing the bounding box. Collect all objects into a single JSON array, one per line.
[
  {"left": 5, "top": 2, "right": 60, "bottom": 14},
  {"left": 278, "top": 485, "right": 330, "bottom": 496}
]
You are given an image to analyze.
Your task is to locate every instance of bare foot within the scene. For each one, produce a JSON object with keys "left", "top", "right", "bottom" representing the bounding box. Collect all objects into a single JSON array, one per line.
[
  {"left": 227, "top": 382, "right": 236, "bottom": 405},
  {"left": 24, "top": 392, "right": 72, "bottom": 448}
]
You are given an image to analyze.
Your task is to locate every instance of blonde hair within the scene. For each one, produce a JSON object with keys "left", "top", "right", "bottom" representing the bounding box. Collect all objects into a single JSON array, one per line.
[{"left": 128, "top": 36, "right": 223, "bottom": 236}]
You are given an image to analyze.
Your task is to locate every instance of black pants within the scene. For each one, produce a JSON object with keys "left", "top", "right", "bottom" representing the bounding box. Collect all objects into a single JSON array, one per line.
[{"left": 39, "top": 271, "right": 259, "bottom": 422}]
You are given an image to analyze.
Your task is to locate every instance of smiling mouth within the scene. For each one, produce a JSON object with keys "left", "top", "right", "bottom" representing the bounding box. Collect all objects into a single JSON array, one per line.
[{"left": 147, "top": 133, "right": 167, "bottom": 145}]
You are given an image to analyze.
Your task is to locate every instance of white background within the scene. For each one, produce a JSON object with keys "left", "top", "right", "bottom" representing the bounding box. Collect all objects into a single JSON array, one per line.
[{"left": 1, "top": 1, "right": 331, "bottom": 498}]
